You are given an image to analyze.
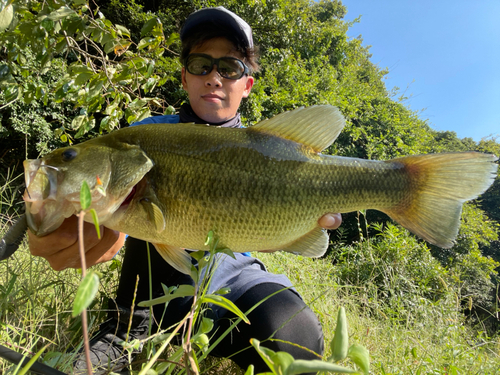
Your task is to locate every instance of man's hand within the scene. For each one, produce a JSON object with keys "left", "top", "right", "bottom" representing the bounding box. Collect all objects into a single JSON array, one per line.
[{"left": 28, "top": 215, "right": 126, "bottom": 271}]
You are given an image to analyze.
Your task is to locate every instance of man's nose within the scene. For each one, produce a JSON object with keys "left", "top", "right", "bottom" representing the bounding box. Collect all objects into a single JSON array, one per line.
[{"left": 205, "top": 64, "right": 222, "bottom": 87}]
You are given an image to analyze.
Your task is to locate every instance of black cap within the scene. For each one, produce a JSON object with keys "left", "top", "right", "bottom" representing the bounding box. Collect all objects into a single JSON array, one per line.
[{"left": 181, "top": 6, "right": 254, "bottom": 49}]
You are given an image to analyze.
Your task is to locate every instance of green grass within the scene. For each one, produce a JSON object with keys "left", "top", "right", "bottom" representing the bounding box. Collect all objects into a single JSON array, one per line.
[
  {"left": 256, "top": 250, "right": 500, "bottom": 375},
  {"left": 1, "top": 233, "right": 499, "bottom": 374}
]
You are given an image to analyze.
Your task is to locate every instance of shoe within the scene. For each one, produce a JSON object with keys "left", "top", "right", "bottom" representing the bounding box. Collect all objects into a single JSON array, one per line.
[{"left": 73, "top": 299, "right": 151, "bottom": 374}]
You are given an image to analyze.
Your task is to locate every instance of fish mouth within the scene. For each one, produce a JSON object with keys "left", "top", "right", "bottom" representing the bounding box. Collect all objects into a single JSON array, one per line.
[
  {"left": 23, "top": 159, "right": 74, "bottom": 236},
  {"left": 120, "top": 185, "right": 137, "bottom": 207}
]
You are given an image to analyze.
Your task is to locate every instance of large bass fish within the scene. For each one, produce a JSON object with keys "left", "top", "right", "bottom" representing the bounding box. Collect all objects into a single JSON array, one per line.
[{"left": 23, "top": 106, "right": 498, "bottom": 273}]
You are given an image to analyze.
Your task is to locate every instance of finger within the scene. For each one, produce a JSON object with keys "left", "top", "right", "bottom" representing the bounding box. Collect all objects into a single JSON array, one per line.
[
  {"left": 87, "top": 231, "right": 126, "bottom": 267},
  {"left": 28, "top": 216, "right": 79, "bottom": 257},
  {"left": 318, "top": 213, "right": 342, "bottom": 230},
  {"left": 43, "top": 241, "right": 83, "bottom": 270},
  {"left": 42, "top": 224, "right": 103, "bottom": 270}
]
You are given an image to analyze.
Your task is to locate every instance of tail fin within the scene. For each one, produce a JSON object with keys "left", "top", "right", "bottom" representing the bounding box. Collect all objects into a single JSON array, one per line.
[{"left": 383, "top": 152, "right": 498, "bottom": 248}]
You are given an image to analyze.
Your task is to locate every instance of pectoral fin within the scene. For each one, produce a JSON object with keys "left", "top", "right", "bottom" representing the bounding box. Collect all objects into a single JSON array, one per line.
[
  {"left": 140, "top": 198, "right": 166, "bottom": 233},
  {"left": 280, "top": 227, "right": 329, "bottom": 258},
  {"left": 251, "top": 106, "right": 345, "bottom": 152},
  {"left": 153, "top": 243, "right": 192, "bottom": 274}
]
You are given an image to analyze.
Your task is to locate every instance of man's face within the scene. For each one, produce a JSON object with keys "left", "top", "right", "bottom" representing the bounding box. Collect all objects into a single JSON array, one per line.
[{"left": 181, "top": 37, "right": 254, "bottom": 123}]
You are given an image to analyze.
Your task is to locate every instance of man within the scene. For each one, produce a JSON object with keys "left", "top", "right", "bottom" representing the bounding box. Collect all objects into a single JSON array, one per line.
[{"left": 29, "top": 7, "right": 342, "bottom": 374}]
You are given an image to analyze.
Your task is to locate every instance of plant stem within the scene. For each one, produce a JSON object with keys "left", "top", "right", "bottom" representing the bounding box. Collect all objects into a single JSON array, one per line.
[
  {"left": 77, "top": 211, "right": 92, "bottom": 375},
  {"left": 183, "top": 291, "right": 199, "bottom": 375}
]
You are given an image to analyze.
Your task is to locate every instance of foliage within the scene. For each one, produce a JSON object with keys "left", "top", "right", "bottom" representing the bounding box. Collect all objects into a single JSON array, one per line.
[
  {"left": 331, "top": 223, "right": 452, "bottom": 322},
  {"left": 0, "top": 0, "right": 180, "bottom": 158}
]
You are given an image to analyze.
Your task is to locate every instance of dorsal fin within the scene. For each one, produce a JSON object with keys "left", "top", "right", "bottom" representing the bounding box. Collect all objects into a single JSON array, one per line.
[{"left": 251, "top": 105, "right": 345, "bottom": 152}]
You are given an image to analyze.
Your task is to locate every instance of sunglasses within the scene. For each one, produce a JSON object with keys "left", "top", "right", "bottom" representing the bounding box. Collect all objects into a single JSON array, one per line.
[{"left": 184, "top": 53, "right": 249, "bottom": 80}]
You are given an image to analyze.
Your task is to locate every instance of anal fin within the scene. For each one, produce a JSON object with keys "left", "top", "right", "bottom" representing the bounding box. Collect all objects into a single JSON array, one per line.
[
  {"left": 279, "top": 227, "right": 329, "bottom": 258},
  {"left": 153, "top": 243, "right": 192, "bottom": 274}
]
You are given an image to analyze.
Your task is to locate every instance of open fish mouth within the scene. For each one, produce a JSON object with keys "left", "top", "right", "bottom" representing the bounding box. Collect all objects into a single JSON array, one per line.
[{"left": 23, "top": 159, "right": 77, "bottom": 236}]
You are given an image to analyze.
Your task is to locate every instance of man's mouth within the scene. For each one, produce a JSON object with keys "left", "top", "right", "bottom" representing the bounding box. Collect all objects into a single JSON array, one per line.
[{"left": 202, "top": 94, "right": 224, "bottom": 101}]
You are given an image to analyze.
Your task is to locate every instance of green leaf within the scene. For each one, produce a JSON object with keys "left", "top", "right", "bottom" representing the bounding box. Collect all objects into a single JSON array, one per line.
[
  {"left": 411, "top": 347, "right": 417, "bottom": 358},
  {"left": 286, "top": 360, "right": 359, "bottom": 375},
  {"left": 71, "top": 65, "right": 94, "bottom": 74},
  {"left": 165, "top": 32, "right": 179, "bottom": 46},
  {"left": 272, "top": 352, "right": 294, "bottom": 374},
  {"left": 41, "top": 17, "right": 55, "bottom": 31},
  {"left": 88, "top": 79, "right": 104, "bottom": 99},
  {"left": 138, "top": 284, "right": 195, "bottom": 307},
  {"left": 329, "top": 307, "right": 349, "bottom": 362},
  {"left": 192, "top": 333, "right": 209, "bottom": 351},
  {"left": 4, "top": 84, "right": 20, "bottom": 103},
  {"left": 90, "top": 208, "right": 101, "bottom": 239},
  {"left": 17, "top": 344, "right": 50, "bottom": 375},
  {"left": 80, "top": 180, "right": 91, "bottom": 210},
  {"left": 40, "top": 52, "right": 52, "bottom": 69},
  {"left": 347, "top": 344, "right": 370, "bottom": 375},
  {"left": 201, "top": 294, "right": 250, "bottom": 324},
  {"left": 217, "top": 247, "right": 236, "bottom": 259},
  {"left": 127, "top": 107, "right": 150, "bottom": 124},
  {"left": 0, "top": 4, "right": 14, "bottom": 32},
  {"left": 47, "top": 6, "right": 76, "bottom": 21},
  {"left": 215, "top": 287, "right": 231, "bottom": 295},
  {"left": 141, "top": 77, "right": 157, "bottom": 93},
  {"left": 141, "top": 18, "right": 159, "bottom": 37},
  {"left": 74, "top": 72, "right": 93, "bottom": 86},
  {"left": 199, "top": 317, "right": 214, "bottom": 334},
  {"left": 205, "top": 230, "right": 214, "bottom": 246},
  {"left": 23, "top": 89, "right": 35, "bottom": 105},
  {"left": 115, "top": 24, "right": 130, "bottom": 37},
  {"left": 164, "top": 105, "right": 176, "bottom": 115},
  {"left": 244, "top": 365, "right": 254, "bottom": 375},
  {"left": 72, "top": 271, "right": 99, "bottom": 317},
  {"left": 138, "top": 37, "right": 154, "bottom": 50},
  {"left": 71, "top": 114, "right": 86, "bottom": 130},
  {"left": 0, "top": 64, "right": 10, "bottom": 80},
  {"left": 250, "top": 339, "right": 278, "bottom": 373}
]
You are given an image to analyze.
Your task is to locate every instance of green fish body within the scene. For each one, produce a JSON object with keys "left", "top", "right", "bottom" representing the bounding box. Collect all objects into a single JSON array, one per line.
[{"left": 23, "top": 106, "right": 498, "bottom": 273}]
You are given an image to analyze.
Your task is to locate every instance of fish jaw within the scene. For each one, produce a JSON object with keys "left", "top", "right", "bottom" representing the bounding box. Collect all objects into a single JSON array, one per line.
[
  {"left": 23, "top": 158, "right": 114, "bottom": 236},
  {"left": 23, "top": 159, "right": 72, "bottom": 235}
]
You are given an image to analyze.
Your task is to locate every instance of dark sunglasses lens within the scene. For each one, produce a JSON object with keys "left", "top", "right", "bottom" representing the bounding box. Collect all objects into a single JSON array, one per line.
[
  {"left": 218, "top": 58, "right": 245, "bottom": 79},
  {"left": 186, "top": 55, "right": 247, "bottom": 79},
  {"left": 186, "top": 55, "right": 213, "bottom": 76}
]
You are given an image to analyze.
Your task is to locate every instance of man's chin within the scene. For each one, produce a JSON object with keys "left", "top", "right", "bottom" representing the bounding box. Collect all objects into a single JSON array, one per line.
[{"left": 194, "top": 107, "right": 235, "bottom": 124}]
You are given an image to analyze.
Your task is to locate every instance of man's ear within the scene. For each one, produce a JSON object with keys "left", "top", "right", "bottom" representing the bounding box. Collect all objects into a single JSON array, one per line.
[
  {"left": 181, "top": 67, "right": 188, "bottom": 90},
  {"left": 242, "top": 75, "right": 254, "bottom": 98}
]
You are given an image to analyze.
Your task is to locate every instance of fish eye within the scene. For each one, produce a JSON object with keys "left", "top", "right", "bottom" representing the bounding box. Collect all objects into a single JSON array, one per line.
[{"left": 61, "top": 148, "right": 78, "bottom": 162}]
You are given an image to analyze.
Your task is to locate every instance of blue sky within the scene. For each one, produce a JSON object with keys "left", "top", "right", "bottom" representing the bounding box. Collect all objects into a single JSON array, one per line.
[{"left": 341, "top": 0, "right": 500, "bottom": 142}]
